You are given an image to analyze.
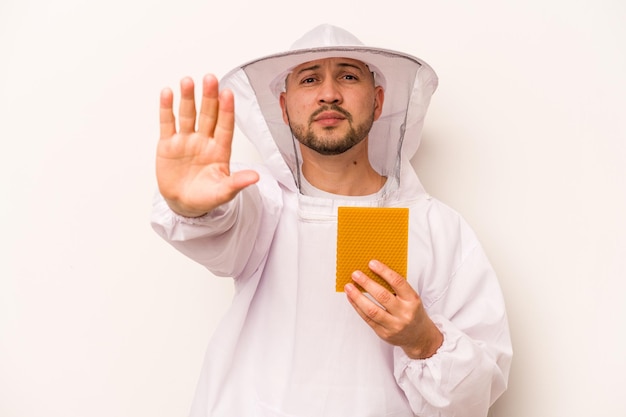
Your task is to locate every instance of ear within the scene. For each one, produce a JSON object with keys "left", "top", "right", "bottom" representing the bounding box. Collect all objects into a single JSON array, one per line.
[
  {"left": 279, "top": 93, "right": 289, "bottom": 125},
  {"left": 373, "top": 86, "right": 384, "bottom": 121}
]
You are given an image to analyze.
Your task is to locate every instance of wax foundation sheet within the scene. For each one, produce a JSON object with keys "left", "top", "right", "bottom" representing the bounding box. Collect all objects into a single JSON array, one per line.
[{"left": 336, "top": 207, "right": 408, "bottom": 293}]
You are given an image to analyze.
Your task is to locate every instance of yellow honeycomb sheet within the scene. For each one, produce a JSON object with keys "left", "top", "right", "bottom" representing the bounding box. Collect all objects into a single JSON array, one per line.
[{"left": 336, "top": 207, "right": 408, "bottom": 293}]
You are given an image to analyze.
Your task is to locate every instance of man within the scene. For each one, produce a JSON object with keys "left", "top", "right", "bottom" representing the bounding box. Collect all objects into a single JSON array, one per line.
[{"left": 152, "top": 24, "right": 512, "bottom": 417}]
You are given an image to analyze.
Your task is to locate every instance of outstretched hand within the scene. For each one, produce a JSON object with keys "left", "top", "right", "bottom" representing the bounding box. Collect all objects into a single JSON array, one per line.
[
  {"left": 345, "top": 260, "right": 444, "bottom": 359},
  {"left": 157, "top": 74, "right": 259, "bottom": 217}
]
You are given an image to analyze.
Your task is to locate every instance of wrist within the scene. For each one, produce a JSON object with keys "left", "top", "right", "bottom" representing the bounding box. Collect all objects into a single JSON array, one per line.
[
  {"left": 402, "top": 326, "right": 443, "bottom": 360},
  {"left": 165, "top": 199, "right": 209, "bottom": 218}
]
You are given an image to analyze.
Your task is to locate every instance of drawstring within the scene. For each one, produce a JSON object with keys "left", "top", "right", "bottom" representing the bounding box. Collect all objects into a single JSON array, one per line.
[
  {"left": 287, "top": 112, "right": 303, "bottom": 193},
  {"left": 290, "top": 131, "right": 302, "bottom": 193}
]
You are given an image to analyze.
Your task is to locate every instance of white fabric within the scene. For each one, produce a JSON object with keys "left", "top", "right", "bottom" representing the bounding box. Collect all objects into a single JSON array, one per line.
[
  {"left": 151, "top": 24, "right": 512, "bottom": 417},
  {"left": 151, "top": 163, "right": 511, "bottom": 417}
]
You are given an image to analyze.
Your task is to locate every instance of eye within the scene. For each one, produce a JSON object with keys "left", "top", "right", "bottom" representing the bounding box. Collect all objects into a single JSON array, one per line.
[
  {"left": 341, "top": 74, "right": 359, "bottom": 81},
  {"left": 300, "top": 76, "right": 318, "bottom": 84}
]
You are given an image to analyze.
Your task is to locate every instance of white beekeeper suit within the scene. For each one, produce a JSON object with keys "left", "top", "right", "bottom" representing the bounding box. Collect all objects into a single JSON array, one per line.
[{"left": 152, "top": 24, "right": 512, "bottom": 417}]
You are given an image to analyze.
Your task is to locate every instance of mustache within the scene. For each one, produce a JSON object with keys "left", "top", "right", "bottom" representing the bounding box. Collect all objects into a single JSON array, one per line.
[{"left": 309, "top": 104, "right": 352, "bottom": 123}]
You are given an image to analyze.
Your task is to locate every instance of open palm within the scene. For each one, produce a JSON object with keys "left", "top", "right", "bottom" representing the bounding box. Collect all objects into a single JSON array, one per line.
[{"left": 156, "top": 74, "right": 259, "bottom": 217}]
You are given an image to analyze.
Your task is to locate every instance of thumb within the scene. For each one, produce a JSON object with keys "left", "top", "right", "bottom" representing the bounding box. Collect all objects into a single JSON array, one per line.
[{"left": 228, "top": 169, "right": 260, "bottom": 192}]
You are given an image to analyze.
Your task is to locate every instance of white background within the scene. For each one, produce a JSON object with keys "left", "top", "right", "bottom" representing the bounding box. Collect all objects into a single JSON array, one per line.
[{"left": 1, "top": 0, "right": 624, "bottom": 416}]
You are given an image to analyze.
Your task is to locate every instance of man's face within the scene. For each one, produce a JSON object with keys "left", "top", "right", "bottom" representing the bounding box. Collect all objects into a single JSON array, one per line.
[{"left": 279, "top": 57, "right": 384, "bottom": 156}]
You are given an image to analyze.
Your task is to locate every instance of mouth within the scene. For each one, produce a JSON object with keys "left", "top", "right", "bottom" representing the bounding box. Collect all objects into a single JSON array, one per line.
[{"left": 313, "top": 111, "right": 346, "bottom": 126}]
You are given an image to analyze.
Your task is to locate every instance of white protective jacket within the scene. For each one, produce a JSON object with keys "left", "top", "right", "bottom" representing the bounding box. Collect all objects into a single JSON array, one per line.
[{"left": 152, "top": 24, "right": 512, "bottom": 417}]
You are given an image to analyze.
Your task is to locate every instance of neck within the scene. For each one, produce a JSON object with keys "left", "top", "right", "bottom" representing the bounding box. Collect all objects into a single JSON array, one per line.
[{"left": 299, "top": 139, "right": 386, "bottom": 196}]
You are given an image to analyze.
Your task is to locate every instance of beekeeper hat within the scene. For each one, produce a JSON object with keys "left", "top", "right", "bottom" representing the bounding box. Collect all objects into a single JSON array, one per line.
[{"left": 220, "top": 24, "right": 438, "bottom": 189}]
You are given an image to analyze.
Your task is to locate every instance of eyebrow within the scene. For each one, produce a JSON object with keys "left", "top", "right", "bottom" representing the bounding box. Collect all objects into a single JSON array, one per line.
[{"left": 294, "top": 62, "right": 367, "bottom": 77}]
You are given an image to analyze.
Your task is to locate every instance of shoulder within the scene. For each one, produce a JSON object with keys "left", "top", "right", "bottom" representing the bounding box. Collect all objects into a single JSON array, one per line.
[{"left": 417, "top": 196, "right": 481, "bottom": 254}]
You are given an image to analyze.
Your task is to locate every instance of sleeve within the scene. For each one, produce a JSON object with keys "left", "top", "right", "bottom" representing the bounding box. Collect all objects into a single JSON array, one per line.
[
  {"left": 394, "top": 238, "right": 513, "bottom": 417},
  {"left": 150, "top": 166, "right": 283, "bottom": 278}
]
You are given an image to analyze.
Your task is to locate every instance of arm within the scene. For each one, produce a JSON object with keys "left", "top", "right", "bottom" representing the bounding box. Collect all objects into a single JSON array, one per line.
[
  {"left": 151, "top": 184, "right": 265, "bottom": 277},
  {"left": 152, "top": 74, "right": 265, "bottom": 276},
  {"left": 345, "top": 249, "right": 511, "bottom": 416}
]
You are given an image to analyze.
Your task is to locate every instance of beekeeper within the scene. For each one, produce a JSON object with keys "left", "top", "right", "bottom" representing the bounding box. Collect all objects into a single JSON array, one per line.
[{"left": 152, "top": 24, "right": 512, "bottom": 417}]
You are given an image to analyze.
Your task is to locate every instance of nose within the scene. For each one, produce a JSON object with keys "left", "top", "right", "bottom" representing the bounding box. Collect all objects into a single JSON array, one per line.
[{"left": 317, "top": 79, "right": 342, "bottom": 105}]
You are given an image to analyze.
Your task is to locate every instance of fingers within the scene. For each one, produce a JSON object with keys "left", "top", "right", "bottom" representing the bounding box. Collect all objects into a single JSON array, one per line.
[
  {"left": 178, "top": 77, "right": 197, "bottom": 133},
  {"left": 197, "top": 74, "right": 219, "bottom": 135},
  {"left": 159, "top": 87, "right": 175, "bottom": 139},
  {"left": 367, "top": 260, "right": 413, "bottom": 298},
  {"left": 162, "top": 74, "right": 234, "bottom": 141},
  {"left": 347, "top": 270, "right": 394, "bottom": 328},
  {"left": 196, "top": 75, "right": 235, "bottom": 146},
  {"left": 347, "top": 260, "right": 416, "bottom": 314},
  {"left": 213, "top": 88, "right": 235, "bottom": 144},
  {"left": 351, "top": 269, "right": 395, "bottom": 308},
  {"left": 345, "top": 282, "right": 388, "bottom": 327}
]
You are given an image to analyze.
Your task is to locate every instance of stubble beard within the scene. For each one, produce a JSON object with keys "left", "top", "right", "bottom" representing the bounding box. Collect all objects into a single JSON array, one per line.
[{"left": 289, "top": 105, "right": 375, "bottom": 156}]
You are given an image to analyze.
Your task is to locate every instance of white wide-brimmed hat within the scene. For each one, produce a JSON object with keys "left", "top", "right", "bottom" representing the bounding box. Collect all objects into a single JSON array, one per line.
[{"left": 220, "top": 24, "right": 438, "bottom": 191}]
